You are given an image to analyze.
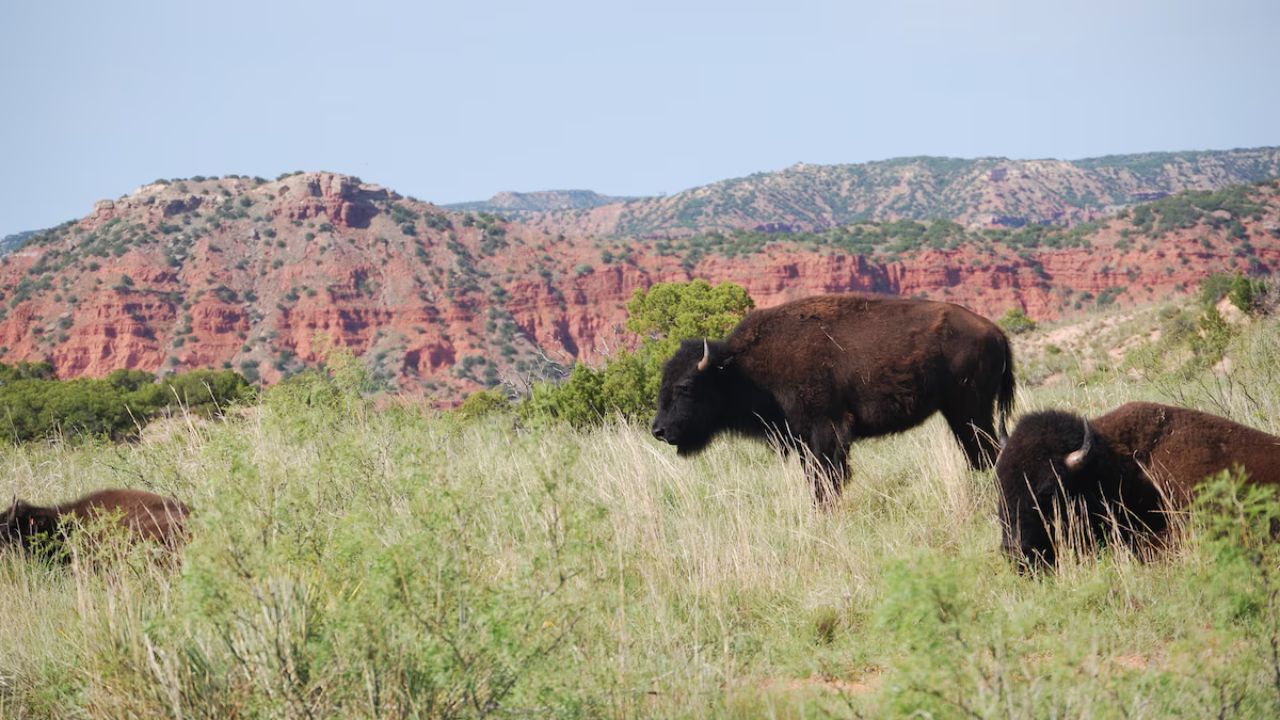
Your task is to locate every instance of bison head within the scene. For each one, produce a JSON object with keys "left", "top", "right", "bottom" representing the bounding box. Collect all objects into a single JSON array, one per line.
[
  {"left": 0, "top": 497, "right": 16, "bottom": 546},
  {"left": 652, "top": 339, "right": 735, "bottom": 456},
  {"left": 995, "top": 410, "right": 1100, "bottom": 571},
  {"left": 0, "top": 497, "right": 55, "bottom": 549}
]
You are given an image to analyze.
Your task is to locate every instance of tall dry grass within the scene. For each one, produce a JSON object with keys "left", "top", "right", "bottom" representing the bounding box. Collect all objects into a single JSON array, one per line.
[{"left": 0, "top": 306, "right": 1279, "bottom": 718}]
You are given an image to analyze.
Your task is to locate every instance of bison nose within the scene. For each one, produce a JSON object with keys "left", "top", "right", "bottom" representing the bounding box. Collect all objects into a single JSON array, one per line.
[{"left": 651, "top": 423, "right": 666, "bottom": 441}]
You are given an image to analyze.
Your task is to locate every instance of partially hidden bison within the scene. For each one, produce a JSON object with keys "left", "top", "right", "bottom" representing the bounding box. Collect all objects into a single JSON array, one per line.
[
  {"left": 1, "top": 488, "right": 190, "bottom": 557},
  {"left": 996, "top": 401, "right": 1280, "bottom": 570},
  {"left": 651, "top": 294, "right": 1015, "bottom": 502}
]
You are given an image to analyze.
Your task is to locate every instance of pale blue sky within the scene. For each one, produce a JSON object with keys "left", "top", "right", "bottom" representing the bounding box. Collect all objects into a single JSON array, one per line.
[{"left": 2, "top": 0, "right": 1277, "bottom": 237}]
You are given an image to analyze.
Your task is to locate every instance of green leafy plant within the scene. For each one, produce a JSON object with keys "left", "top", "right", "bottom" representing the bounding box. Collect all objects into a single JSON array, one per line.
[
  {"left": 519, "top": 280, "right": 753, "bottom": 426},
  {"left": 997, "top": 307, "right": 1037, "bottom": 335}
]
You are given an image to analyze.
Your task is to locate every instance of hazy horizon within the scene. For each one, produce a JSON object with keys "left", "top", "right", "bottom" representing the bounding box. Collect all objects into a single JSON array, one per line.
[{"left": 3, "top": 0, "right": 1279, "bottom": 237}]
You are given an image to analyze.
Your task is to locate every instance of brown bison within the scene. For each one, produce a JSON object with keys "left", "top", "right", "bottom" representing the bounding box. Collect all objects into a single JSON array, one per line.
[
  {"left": 996, "top": 402, "right": 1280, "bottom": 570},
  {"left": 651, "top": 294, "right": 1015, "bottom": 502},
  {"left": 1, "top": 488, "right": 190, "bottom": 557}
]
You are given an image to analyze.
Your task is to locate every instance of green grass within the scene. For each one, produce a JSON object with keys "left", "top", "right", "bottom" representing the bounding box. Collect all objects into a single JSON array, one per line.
[{"left": 3, "top": 306, "right": 1280, "bottom": 718}]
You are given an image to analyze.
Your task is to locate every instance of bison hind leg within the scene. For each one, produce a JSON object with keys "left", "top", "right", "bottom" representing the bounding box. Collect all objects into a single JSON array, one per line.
[{"left": 942, "top": 408, "right": 999, "bottom": 470}]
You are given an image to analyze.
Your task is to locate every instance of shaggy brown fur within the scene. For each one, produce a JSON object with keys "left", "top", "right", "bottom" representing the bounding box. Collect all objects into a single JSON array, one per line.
[
  {"left": 996, "top": 402, "right": 1280, "bottom": 569},
  {"left": 1, "top": 488, "right": 190, "bottom": 556},
  {"left": 652, "top": 294, "right": 1015, "bottom": 502}
]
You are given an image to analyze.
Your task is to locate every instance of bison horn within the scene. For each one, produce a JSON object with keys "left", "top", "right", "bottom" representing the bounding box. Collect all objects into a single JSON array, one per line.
[
  {"left": 1064, "top": 418, "right": 1094, "bottom": 471},
  {"left": 696, "top": 338, "right": 710, "bottom": 372},
  {"left": 996, "top": 412, "right": 1009, "bottom": 449}
]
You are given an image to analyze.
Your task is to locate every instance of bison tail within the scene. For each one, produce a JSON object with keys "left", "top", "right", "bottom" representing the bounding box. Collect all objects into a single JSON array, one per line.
[{"left": 997, "top": 336, "right": 1016, "bottom": 429}]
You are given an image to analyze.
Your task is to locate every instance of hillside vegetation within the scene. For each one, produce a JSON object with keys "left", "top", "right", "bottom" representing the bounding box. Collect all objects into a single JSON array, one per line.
[
  {"left": 3, "top": 294, "right": 1280, "bottom": 717},
  {"left": 1, "top": 168, "right": 1278, "bottom": 405}
]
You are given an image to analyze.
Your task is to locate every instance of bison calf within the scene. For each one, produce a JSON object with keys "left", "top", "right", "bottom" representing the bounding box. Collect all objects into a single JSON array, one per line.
[
  {"left": 996, "top": 402, "right": 1280, "bottom": 570},
  {"left": 651, "top": 294, "right": 1015, "bottom": 503},
  {"left": 1, "top": 488, "right": 190, "bottom": 557}
]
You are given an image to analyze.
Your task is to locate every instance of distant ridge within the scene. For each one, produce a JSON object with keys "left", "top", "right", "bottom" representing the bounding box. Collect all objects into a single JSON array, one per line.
[
  {"left": 0, "top": 229, "right": 40, "bottom": 255},
  {"left": 445, "top": 189, "right": 637, "bottom": 215},
  {"left": 487, "top": 147, "right": 1280, "bottom": 237}
]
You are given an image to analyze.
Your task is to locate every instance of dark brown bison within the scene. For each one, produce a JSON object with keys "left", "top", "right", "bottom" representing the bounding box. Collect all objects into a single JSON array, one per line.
[
  {"left": 651, "top": 294, "right": 1015, "bottom": 502},
  {"left": 996, "top": 402, "right": 1280, "bottom": 570},
  {"left": 1, "top": 488, "right": 190, "bottom": 557}
]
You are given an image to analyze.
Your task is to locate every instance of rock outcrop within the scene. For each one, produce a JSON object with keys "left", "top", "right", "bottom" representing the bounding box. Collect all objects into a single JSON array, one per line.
[{"left": 1, "top": 172, "right": 1276, "bottom": 405}]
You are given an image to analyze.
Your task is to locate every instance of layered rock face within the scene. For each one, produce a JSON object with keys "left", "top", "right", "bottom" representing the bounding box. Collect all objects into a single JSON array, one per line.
[{"left": 1, "top": 172, "right": 1277, "bottom": 404}]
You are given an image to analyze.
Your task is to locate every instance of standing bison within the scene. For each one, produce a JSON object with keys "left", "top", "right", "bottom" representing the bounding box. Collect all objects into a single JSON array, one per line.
[
  {"left": 996, "top": 402, "right": 1280, "bottom": 570},
  {"left": 651, "top": 294, "right": 1015, "bottom": 502},
  {"left": 2, "top": 488, "right": 190, "bottom": 557}
]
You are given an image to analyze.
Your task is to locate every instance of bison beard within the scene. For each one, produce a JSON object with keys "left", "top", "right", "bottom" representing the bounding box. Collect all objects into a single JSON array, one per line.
[
  {"left": 995, "top": 402, "right": 1280, "bottom": 570},
  {"left": 651, "top": 294, "right": 1016, "bottom": 504}
]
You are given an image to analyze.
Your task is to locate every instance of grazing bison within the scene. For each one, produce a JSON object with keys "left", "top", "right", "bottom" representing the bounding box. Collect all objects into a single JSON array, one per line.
[
  {"left": 1, "top": 488, "right": 190, "bottom": 557},
  {"left": 651, "top": 294, "right": 1015, "bottom": 502},
  {"left": 996, "top": 402, "right": 1280, "bottom": 570}
]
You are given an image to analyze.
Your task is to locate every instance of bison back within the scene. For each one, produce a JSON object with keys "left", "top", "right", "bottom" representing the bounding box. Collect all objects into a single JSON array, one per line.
[
  {"left": 725, "top": 295, "right": 1009, "bottom": 434},
  {"left": 1094, "top": 402, "right": 1280, "bottom": 504},
  {"left": 61, "top": 489, "right": 191, "bottom": 546}
]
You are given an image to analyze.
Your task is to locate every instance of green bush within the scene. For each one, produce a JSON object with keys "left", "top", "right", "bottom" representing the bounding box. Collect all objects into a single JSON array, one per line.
[
  {"left": 1190, "top": 306, "right": 1236, "bottom": 368},
  {"left": 456, "top": 388, "right": 512, "bottom": 421},
  {"left": 996, "top": 307, "right": 1037, "bottom": 335},
  {"left": 1200, "top": 271, "right": 1269, "bottom": 315},
  {"left": 1229, "top": 275, "right": 1269, "bottom": 315},
  {"left": 1191, "top": 470, "right": 1280, "bottom": 629},
  {"left": 1199, "top": 272, "right": 1236, "bottom": 308},
  {"left": 0, "top": 364, "right": 253, "bottom": 443},
  {"left": 520, "top": 363, "right": 608, "bottom": 427},
  {"left": 0, "top": 361, "right": 55, "bottom": 382},
  {"left": 623, "top": 279, "right": 754, "bottom": 350},
  {"left": 519, "top": 280, "right": 753, "bottom": 426},
  {"left": 105, "top": 368, "right": 156, "bottom": 392}
]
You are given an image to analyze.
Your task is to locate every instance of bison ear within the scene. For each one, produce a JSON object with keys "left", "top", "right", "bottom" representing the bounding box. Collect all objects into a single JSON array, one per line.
[{"left": 1063, "top": 418, "right": 1094, "bottom": 472}]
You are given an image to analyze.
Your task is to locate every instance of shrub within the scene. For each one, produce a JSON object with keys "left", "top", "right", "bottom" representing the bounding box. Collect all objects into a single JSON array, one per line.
[
  {"left": 1190, "top": 471, "right": 1280, "bottom": 631},
  {"left": 238, "top": 360, "right": 261, "bottom": 384},
  {"left": 1096, "top": 286, "right": 1123, "bottom": 307},
  {"left": 1191, "top": 306, "right": 1235, "bottom": 367},
  {"left": 996, "top": 307, "right": 1037, "bottom": 335},
  {"left": 105, "top": 369, "right": 156, "bottom": 392},
  {"left": 0, "top": 360, "right": 56, "bottom": 382},
  {"left": 1200, "top": 271, "right": 1266, "bottom": 313},
  {"left": 520, "top": 364, "right": 607, "bottom": 427},
  {"left": 519, "top": 280, "right": 753, "bottom": 426},
  {"left": 0, "top": 365, "right": 252, "bottom": 443},
  {"left": 456, "top": 388, "right": 513, "bottom": 421},
  {"left": 1199, "top": 272, "right": 1236, "bottom": 308},
  {"left": 624, "top": 279, "right": 754, "bottom": 349},
  {"left": 1228, "top": 275, "right": 1269, "bottom": 316}
]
